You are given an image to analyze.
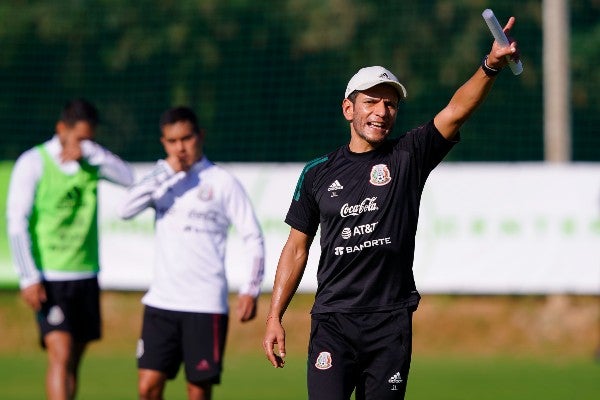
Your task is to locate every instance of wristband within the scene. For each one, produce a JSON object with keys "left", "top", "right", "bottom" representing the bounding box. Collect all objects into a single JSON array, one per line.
[{"left": 481, "top": 55, "right": 501, "bottom": 77}]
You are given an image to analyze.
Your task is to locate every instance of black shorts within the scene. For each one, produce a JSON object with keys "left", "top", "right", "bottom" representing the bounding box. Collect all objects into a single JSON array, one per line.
[
  {"left": 137, "top": 306, "right": 229, "bottom": 384},
  {"left": 37, "top": 277, "right": 101, "bottom": 348},
  {"left": 307, "top": 309, "right": 414, "bottom": 400}
]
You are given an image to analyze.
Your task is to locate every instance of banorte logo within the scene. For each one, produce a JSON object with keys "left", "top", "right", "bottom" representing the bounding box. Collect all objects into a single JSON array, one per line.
[{"left": 340, "top": 197, "right": 379, "bottom": 217}]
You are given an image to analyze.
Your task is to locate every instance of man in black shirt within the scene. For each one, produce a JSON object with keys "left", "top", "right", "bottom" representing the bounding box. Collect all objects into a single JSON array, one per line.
[{"left": 264, "top": 17, "right": 520, "bottom": 400}]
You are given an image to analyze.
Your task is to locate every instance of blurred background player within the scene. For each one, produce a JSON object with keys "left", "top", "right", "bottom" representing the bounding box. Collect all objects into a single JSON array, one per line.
[
  {"left": 119, "top": 106, "right": 265, "bottom": 400},
  {"left": 6, "top": 98, "right": 134, "bottom": 400},
  {"left": 263, "top": 17, "right": 520, "bottom": 400}
]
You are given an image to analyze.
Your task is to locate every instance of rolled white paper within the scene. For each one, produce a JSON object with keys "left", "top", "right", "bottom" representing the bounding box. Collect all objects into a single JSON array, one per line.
[{"left": 482, "top": 9, "right": 523, "bottom": 75}]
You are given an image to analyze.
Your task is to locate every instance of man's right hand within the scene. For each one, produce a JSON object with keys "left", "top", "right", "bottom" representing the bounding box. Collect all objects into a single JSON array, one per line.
[
  {"left": 21, "top": 282, "right": 46, "bottom": 311},
  {"left": 165, "top": 155, "right": 190, "bottom": 173},
  {"left": 263, "top": 316, "right": 286, "bottom": 368}
]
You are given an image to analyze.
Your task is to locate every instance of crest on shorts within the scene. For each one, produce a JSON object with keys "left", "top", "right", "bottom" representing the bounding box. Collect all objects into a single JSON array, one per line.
[
  {"left": 315, "top": 351, "right": 333, "bottom": 370},
  {"left": 47, "top": 305, "right": 64, "bottom": 326},
  {"left": 369, "top": 164, "right": 391, "bottom": 186},
  {"left": 136, "top": 339, "right": 144, "bottom": 359}
]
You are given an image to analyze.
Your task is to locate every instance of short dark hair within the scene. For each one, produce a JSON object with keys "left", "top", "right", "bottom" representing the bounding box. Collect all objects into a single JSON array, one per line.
[
  {"left": 60, "top": 98, "right": 99, "bottom": 127},
  {"left": 159, "top": 106, "right": 201, "bottom": 134},
  {"left": 347, "top": 90, "right": 359, "bottom": 103}
]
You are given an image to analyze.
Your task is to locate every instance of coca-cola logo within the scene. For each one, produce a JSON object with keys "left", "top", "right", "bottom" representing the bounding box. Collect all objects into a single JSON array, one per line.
[{"left": 340, "top": 197, "right": 379, "bottom": 217}]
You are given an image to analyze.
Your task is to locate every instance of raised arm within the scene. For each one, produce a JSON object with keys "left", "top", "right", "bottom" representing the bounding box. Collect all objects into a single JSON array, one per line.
[
  {"left": 434, "top": 16, "right": 519, "bottom": 140},
  {"left": 263, "top": 228, "right": 313, "bottom": 368},
  {"left": 119, "top": 160, "right": 176, "bottom": 219},
  {"left": 80, "top": 140, "right": 134, "bottom": 187}
]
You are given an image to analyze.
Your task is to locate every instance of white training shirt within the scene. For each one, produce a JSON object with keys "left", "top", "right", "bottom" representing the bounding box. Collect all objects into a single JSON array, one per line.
[
  {"left": 119, "top": 157, "right": 265, "bottom": 314},
  {"left": 6, "top": 135, "right": 135, "bottom": 289}
]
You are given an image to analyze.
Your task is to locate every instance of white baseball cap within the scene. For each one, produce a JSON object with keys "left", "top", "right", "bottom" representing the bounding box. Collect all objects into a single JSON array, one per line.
[{"left": 344, "top": 66, "right": 407, "bottom": 100}]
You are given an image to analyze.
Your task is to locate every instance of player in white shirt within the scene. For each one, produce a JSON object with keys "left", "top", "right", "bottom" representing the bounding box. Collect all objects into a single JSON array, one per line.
[
  {"left": 120, "top": 106, "right": 265, "bottom": 400},
  {"left": 6, "top": 98, "right": 134, "bottom": 400}
]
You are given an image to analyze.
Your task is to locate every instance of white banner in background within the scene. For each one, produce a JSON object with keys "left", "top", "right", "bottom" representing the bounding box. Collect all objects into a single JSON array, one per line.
[{"left": 98, "top": 163, "right": 600, "bottom": 294}]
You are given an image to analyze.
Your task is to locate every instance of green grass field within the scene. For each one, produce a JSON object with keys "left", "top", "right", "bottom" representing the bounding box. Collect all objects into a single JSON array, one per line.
[
  {"left": 1, "top": 353, "right": 598, "bottom": 399},
  {"left": 1, "top": 291, "right": 598, "bottom": 399}
]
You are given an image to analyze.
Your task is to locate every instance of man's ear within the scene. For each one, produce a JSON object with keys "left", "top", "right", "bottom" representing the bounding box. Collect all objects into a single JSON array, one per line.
[
  {"left": 342, "top": 98, "right": 354, "bottom": 122},
  {"left": 56, "top": 121, "right": 66, "bottom": 134},
  {"left": 55, "top": 121, "right": 70, "bottom": 144}
]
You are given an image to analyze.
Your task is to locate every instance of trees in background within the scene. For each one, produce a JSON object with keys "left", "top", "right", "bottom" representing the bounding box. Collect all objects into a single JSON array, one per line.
[{"left": 0, "top": 0, "right": 597, "bottom": 161}]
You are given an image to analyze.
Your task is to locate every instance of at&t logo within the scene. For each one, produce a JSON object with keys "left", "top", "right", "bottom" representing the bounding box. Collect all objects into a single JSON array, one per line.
[{"left": 341, "top": 222, "right": 379, "bottom": 239}]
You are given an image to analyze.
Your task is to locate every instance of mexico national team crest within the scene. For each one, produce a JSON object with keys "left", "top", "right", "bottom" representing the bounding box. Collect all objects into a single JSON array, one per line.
[
  {"left": 369, "top": 164, "right": 391, "bottom": 186},
  {"left": 315, "top": 351, "right": 333, "bottom": 370},
  {"left": 197, "top": 184, "right": 213, "bottom": 201}
]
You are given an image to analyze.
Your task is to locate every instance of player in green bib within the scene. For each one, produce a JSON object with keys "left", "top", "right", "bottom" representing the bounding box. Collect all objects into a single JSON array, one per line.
[
  {"left": 30, "top": 145, "right": 100, "bottom": 274},
  {"left": 6, "top": 99, "right": 134, "bottom": 400}
]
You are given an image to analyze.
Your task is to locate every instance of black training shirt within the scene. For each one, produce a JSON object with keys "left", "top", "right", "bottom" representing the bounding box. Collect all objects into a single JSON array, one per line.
[{"left": 286, "top": 120, "right": 458, "bottom": 314}]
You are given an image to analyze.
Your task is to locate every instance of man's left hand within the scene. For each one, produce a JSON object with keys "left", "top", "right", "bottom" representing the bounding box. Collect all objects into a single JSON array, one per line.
[{"left": 236, "top": 294, "right": 257, "bottom": 322}]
